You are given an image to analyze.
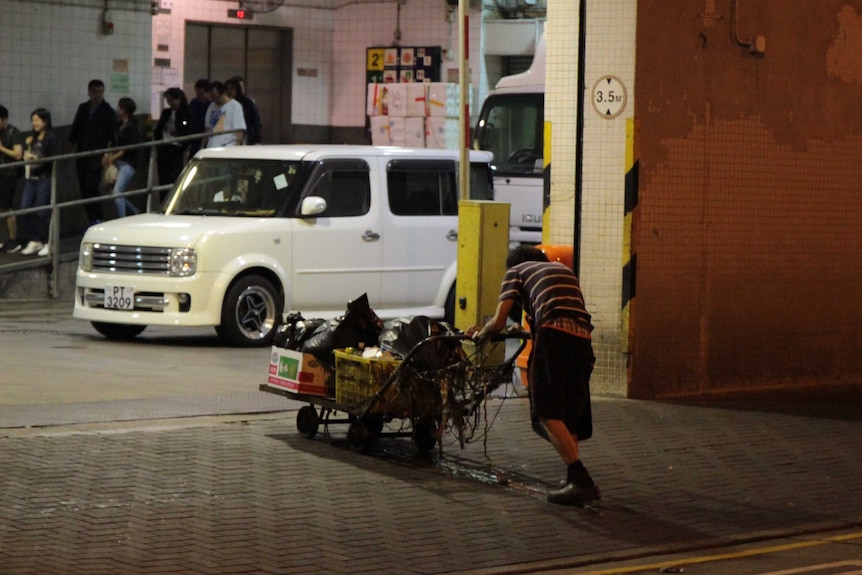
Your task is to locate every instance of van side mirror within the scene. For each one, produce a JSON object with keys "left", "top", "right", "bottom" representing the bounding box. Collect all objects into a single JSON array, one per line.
[{"left": 300, "top": 196, "right": 327, "bottom": 216}]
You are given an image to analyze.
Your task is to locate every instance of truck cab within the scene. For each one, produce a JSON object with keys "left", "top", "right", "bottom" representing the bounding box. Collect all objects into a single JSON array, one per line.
[{"left": 473, "top": 33, "right": 546, "bottom": 246}]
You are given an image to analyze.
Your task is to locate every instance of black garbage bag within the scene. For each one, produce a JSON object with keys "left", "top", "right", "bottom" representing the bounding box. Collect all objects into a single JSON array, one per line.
[
  {"left": 378, "top": 316, "right": 462, "bottom": 370},
  {"left": 273, "top": 312, "right": 326, "bottom": 351},
  {"left": 300, "top": 293, "right": 384, "bottom": 369}
]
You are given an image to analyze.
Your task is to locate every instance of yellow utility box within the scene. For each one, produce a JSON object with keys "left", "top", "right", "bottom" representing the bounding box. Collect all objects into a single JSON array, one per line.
[{"left": 455, "top": 201, "right": 510, "bottom": 334}]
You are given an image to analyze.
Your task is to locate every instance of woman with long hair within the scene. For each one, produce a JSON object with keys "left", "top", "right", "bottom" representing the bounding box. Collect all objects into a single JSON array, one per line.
[
  {"left": 103, "top": 97, "right": 140, "bottom": 218},
  {"left": 154, "top": 87, "right": 193, "bottom": 189},
  {"left": 19, "top": 108, "right": 58, "bottom": 256}
]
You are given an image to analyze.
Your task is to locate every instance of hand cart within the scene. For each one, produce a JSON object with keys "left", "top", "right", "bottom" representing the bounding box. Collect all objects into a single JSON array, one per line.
[{"left": 259, "top": 326, "right": 529, "bottom": 454}]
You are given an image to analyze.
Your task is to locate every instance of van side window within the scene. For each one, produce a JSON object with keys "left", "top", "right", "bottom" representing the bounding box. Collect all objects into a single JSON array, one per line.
[
  {"left": 307, "top": 163, "right": 371, "bottom": 217},
  {"left": 387, "top": 160, "right": 458, "bottom": 216}
]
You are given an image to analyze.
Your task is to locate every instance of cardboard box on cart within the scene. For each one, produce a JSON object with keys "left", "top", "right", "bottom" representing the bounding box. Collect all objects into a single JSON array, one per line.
[{"left": 266, "top": 347, "right": 331, "bottom": 397}]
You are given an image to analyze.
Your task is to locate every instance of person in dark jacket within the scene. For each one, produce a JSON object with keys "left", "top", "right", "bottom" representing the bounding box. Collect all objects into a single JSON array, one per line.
[
  {"left": 154, "top": 87, "right": 193, "bottom": 189},
  {"left": 470, "top": 245, "right": 600, "bottom": 506},
  {"left": 68, "top": 79, "right": 117, "bottom": 226},
  {"left": 19, "top": 108, "right": 58, "bottom": 257},
  {"left": 225, "top": 76, "right": 262, "bottom": 145},
  {"left": 187, "top": 78, "right": 211, "bottom": 156}
]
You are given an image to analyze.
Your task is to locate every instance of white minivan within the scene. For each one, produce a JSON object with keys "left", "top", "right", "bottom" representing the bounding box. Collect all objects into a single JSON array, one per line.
[{"left": 73, "top": 145, "right": 494, "bottom": 346}]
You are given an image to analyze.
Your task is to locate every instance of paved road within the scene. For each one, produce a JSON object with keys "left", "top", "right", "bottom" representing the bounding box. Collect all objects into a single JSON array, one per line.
[{"left": 1, "top": 300, "right": 861, "bottom": 574}]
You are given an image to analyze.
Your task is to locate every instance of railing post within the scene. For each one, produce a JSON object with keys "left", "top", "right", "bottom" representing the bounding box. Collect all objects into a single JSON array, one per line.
[
  {"left": 147, "top": 145, "right": 159, "bottom": 212},
  {"left": 49, "top": 167, "right": 60, "bottom": 299}
]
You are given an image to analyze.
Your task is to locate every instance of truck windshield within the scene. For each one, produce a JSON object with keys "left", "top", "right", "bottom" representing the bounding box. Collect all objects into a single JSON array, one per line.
[
  {"left": 474, "top": 93, "right": 544, "bottom": 177},
  {"left": 162, "top": 158, "right": 303, "bottom": 217}
]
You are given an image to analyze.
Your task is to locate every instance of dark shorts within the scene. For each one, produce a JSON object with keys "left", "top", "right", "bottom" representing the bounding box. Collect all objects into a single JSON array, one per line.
[
  {"left": 0, "top": 175, "right": 17, "bottom": 210},
  {"left": 528, "top": 327, "right": 595, "bottom": 440}
]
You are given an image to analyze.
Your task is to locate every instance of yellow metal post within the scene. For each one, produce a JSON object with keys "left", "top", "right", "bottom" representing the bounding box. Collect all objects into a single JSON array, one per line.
[{"left": 455, "top": 200, "right": 510, "bottom": 334}]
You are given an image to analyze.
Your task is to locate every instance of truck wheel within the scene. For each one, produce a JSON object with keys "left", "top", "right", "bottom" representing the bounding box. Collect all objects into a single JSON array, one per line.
[
  {"left": 218, "top": 275, "right": 282, "bottom": 347},
  {"left": 91, "top": 322, "right": 146, "bottom": 340}
]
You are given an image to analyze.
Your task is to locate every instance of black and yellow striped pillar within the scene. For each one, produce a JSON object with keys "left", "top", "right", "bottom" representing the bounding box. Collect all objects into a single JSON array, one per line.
[
  {"left": 542, "top": 120, "right": 552, "bottom": 245},
  {"left": 622, "top": 119, "right": 638, "bottom": 358}
]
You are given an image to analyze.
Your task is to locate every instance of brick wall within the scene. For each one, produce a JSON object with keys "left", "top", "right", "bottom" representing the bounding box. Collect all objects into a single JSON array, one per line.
[{"left": 630, "top": 0, "right": 862, "bottom": 397}]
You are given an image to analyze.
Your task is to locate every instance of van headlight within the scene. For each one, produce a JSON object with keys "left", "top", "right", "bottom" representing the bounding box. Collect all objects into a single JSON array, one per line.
[
  {"left": 170, "top": 248, "right": 197, "bottom": 277},
  {"left": 79, "top": 242, "right": 93, "bottom": 272}
]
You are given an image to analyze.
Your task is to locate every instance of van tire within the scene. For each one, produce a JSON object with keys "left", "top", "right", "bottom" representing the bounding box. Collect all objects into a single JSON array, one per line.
[
  {"left": 444, "top": 284, "right": 456, "bottom": 326},
  {"left": 91, "top": 322, "right": 147, "bottom": 340},
  {"left": 218, "top": 275, "right": 282, "bottom": 347}
]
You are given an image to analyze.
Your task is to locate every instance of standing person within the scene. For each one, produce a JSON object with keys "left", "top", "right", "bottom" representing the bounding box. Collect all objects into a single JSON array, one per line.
[
  {"left": 69, "top": 79, "right": 117, "bottom": 227},
  {"left": 0, "top": 105, "right": 25, "bottom": 253},
  {"left": 19, "top": 108, "right": 58, "bottom": 257},
  {"left": 470, "top": 245, "right": 600, "bottom": 505},
  {"left": 103, "top": 98, "right": 140, "bottom": 218},
  {"left": 225, "top": 76, "right": 262, "bottom": 145},
  {"left": 187, "top": 78, "right": 211, "bottom": 156},
  {"left": 154, "top": 87, "right": 193, "bottom": 187},
  {"left": 202, "top": 81, "right": 245, "bottom": 149}
]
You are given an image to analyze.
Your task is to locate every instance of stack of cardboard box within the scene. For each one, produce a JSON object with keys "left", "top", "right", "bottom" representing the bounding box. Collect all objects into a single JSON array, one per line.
[{"left": 367, "top": 82, "right": 468, "bottom": 149}]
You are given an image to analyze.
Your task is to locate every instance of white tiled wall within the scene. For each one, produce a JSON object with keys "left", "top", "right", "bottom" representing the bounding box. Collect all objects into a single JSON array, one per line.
[
  {"left": 1, "top": 0, "right": 484, "bottom": 131},
  {"left": 0, "top": 0, "right": 152, "bottom": 127},
  {"left": 152, "top": 0, "right": 482, "bottom": 128},
  {"left": 545, "top": 1, "right": 637, "bottom": 396}
]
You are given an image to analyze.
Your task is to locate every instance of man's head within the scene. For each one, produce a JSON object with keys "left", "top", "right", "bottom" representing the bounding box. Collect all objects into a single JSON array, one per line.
[
  {"left": 88, "top": 79, "right": 105, "bottom": 105},
  {"left": 224, "top": 78, "right": 239, "bottom": 100},
  {"left": 506, "top": 245, "right": 549, "bottom": 268},
  {"left": 194, "top": 78, "right": 211, "bottom": 101},
  {"left": 210, "top": 81, "right": 227, "bottom": 104},
  {"left": 0, "top": 105, "right": 8, "bottom": 130}
]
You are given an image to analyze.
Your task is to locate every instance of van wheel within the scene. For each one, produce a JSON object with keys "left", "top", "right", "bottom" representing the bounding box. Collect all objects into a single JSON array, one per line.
[
  {"left": 444, "top": 284, "right": 456, "bottom": 326},
  {"left": 91, "top": 322, "right": 147, "bottom": 340},
  {"left": 218, "top": 275, "right": 282, "bottom": 347}
]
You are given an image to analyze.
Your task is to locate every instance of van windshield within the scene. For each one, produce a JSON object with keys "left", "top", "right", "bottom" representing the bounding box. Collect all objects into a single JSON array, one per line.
[
  {"left": 162, "top": 158, "right": 304, "bottom": 217},
  {"left": 473, "top": 93, "right": 544, "bottom": 177}
]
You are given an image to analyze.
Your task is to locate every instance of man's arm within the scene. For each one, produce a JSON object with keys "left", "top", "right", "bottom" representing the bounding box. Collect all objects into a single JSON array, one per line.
[
  {"left": 0, "top": 142, "right": 22, "bottom": 162},
  {"left": 474, "top": 298, "right": 515, "bottom": 341}
]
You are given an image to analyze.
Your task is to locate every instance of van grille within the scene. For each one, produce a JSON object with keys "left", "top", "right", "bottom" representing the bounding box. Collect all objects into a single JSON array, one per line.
[{"left": 92, "top": 244, "right": 172, "bottom": 275}]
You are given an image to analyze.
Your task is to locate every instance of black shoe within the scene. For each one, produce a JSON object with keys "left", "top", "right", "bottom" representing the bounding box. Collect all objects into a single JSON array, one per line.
[
  {"left": 4, "top": 240, "right": 22, "bottom": 254},
  {"left": 547, "top": 482, "right": 601, "bottom": 505}
]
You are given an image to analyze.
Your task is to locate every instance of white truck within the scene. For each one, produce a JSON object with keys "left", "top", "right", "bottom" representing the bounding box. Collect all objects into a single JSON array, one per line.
[
  {"left": 73, "top": 145, "right": 493, "bottom": 346},
  {"left": 473, "top": 33, "right": 546, "bottom": 246}
]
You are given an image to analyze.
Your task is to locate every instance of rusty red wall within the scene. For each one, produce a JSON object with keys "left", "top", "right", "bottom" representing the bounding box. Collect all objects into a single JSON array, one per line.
[{"left": 630, "top": 1, "right": 862, "bottom": 397}]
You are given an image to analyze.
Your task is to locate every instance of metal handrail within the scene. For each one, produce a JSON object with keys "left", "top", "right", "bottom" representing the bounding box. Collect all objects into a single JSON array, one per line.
[{"left": 0, "top": 128, "right": 243, "bottom": 298}]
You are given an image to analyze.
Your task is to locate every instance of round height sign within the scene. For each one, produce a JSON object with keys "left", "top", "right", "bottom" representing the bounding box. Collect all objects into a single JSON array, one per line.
[{"left": 592, "top": 75, "right": 627, "bottom": 119}]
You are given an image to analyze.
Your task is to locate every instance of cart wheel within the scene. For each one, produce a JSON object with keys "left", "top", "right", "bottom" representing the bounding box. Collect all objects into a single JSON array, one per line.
[
  {"left": 412, "top": 418, "right": 438, "bottom": 454},
  {"left": 347, "top": 420, "right": 373, "bottom": 454},
  {"left": 296, "top": 405, "right": 320, "bottom": 439},
  {"left": 366, "top": 415, "right": 385, "bottom": 437}
]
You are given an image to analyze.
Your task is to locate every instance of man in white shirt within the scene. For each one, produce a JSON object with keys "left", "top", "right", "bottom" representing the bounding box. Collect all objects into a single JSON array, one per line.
[{"left": 202, "top": 81, "right": 246, "bottom": 148}]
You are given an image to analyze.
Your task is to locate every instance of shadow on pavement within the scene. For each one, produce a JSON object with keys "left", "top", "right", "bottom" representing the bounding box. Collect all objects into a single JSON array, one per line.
[{"left": 662, "top": 382, "right": 862, "bottom": 422}]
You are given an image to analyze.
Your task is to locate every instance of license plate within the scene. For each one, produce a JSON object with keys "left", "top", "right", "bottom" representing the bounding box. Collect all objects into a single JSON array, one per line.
[{"left": 104, "top": 286, "right": 135, "bottom": 310}]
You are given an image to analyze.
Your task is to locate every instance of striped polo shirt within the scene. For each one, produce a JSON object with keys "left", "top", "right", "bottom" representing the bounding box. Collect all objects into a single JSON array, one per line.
[{"left": 499, "top": 261, "right": 593, "bottom": 337}]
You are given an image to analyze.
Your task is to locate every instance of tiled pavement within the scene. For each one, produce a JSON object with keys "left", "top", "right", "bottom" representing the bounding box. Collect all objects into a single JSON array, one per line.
[{"left": 1, "top": 393, "right": 861, "bottom": 574}]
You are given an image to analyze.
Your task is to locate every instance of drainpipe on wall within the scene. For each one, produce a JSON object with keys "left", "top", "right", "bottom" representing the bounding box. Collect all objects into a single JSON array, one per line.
[{"left": 573, "top": 0, "right": 587, "bottom": 277}]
